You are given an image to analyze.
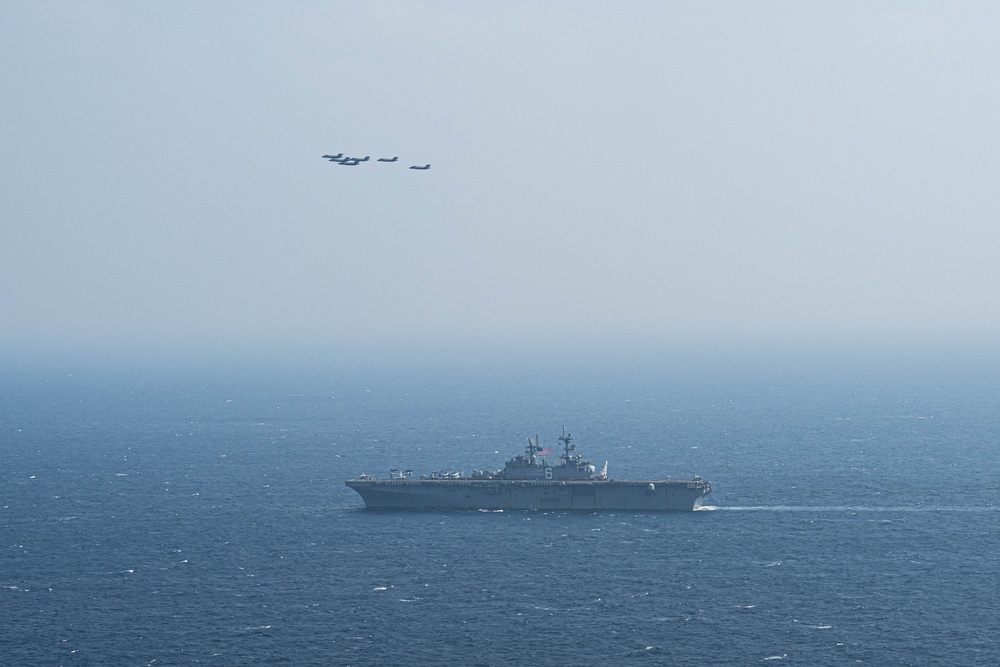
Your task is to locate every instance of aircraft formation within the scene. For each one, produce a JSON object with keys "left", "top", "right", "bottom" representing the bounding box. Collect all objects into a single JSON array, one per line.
[{"left": 322, "top": 153, "right": 431, "bottom": 170}]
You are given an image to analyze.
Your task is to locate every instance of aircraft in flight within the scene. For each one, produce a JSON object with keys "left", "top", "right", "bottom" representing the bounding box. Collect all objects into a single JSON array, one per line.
[{"left": 321, "top": 153, "right": 430, "bottom": 171}]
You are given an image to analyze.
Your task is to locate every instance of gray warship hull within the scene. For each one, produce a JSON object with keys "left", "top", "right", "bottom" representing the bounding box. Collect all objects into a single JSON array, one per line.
[{"left": 345, "top": 478, "right": 711, "bottom": 511}]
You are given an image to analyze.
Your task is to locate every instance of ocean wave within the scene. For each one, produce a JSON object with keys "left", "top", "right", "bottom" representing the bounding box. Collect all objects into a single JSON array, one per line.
[{"left": 703, "top": 505, "right": 997, "bottom": 513}]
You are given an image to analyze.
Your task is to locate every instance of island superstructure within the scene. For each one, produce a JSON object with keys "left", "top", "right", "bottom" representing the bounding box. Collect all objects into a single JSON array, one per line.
[{"left": 345, "top": 429, "right": 711, "bottom": 511}]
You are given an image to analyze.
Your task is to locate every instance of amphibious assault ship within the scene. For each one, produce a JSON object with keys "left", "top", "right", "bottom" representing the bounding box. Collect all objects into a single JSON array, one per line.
[{"left": 345, "top": 429, "right": 711, "bottom": 511}]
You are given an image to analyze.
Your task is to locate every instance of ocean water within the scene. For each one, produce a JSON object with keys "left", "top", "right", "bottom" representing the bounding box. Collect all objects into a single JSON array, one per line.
[{"left": 2, "top": 345, "right": 998, "bottom": 665}]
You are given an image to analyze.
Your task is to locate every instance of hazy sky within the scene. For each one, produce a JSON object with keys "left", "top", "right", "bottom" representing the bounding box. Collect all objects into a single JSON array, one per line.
[{"left": 4, "top": 2, "right": 1000, "bottom": 354}]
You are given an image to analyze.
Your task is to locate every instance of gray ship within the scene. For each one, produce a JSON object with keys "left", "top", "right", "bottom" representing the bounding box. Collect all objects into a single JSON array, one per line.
[{"left": 345, "top": 429, "right": 711, "bottom": 511}]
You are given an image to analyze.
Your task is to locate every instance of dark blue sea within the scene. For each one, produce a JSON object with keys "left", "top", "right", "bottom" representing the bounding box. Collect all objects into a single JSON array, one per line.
[{"left": 3, "top": 344, "right": 998, "bottom": 665}]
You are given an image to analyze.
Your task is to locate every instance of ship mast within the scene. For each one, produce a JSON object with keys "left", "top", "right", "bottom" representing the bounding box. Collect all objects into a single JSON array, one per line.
[
  {"left": 526, "top": 435, "right": 540, "bottom": 465},
  {"left": 559, "top": 427, "right": 574, "bottom": 464}
]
